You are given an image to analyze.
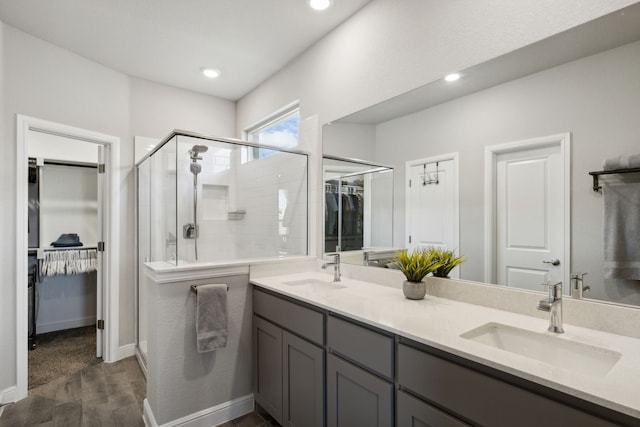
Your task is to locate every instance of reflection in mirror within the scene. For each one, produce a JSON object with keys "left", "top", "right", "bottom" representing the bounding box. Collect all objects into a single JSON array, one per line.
[
  {"left": 323, "top": 156, "right": 396, "bottom": 266},
  {"left": 322, "top": 4, "right": 640, "bottom": 307}
]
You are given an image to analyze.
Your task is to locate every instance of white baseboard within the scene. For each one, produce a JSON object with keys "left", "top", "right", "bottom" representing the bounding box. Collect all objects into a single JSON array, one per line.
[
  {"left": 114, "top": 343, "right": 136, "bottom": 361},
  {"left": 0, "top": 385, "right": 18, "bottom": 405},
  {"left": 36, "top": 316, "right": 96, "bottom": 334},
  {"left": 143, "top": 394, "right": 254, "bottom": 427},
  {"left": 135, "top": 350, "right": 148, "bottom": 379}
]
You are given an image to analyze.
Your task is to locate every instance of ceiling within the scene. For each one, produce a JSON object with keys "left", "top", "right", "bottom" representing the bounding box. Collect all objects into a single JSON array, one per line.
[{"left": 0, "top": 0, "right": 371, "bottom": 101}]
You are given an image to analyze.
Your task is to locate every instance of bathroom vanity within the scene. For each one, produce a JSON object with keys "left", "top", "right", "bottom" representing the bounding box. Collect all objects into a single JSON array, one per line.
[{"left": 251, "top": 272, "right": 640, "bottom": 427}]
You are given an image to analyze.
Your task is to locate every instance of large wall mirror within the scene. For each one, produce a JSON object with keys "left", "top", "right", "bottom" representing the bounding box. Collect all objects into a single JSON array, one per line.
[{"left": 322, "top": 4, "right": 640, "bottom": 307}]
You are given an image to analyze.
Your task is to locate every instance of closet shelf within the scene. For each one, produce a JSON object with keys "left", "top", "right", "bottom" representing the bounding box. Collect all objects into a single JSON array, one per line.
[
  {"left": 588, "top": 167, "right": 640, "bottom": 191},
  {"left": 40, "top": 245, "right": 97, "bottom": 251}
]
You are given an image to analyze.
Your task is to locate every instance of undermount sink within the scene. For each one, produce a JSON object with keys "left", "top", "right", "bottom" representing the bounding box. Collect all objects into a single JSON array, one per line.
[
  {"left": 460, "top": 322, "right": 622, "bottom": 377},
  {"left": 282, "top": 278, "right": 346, "bottom": 291}
]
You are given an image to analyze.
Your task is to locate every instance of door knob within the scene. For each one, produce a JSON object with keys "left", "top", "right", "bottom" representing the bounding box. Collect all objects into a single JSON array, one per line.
[{"left": 543, "top": 259, "right": 560, "bottom": 266}]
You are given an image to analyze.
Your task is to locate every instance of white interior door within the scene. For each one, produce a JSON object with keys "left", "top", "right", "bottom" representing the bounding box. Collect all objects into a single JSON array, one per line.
[
  {"left": 406, "top": 157, "right": 459, "bottom": 277},
  {"left": 96, "top": 145, "right": 105, "bottom": 358},
  {"left": 494, "top": 141, "right": 567, "bottom": 292}
]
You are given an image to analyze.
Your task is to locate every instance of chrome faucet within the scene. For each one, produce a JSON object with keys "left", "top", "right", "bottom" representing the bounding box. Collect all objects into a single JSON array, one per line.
[
  {"left": 322, "top": 253, "right": 341, "bottom": 282},
  {"left": 570, "top": 272, "right": 590, "bottom": 299},
  {"left": 537, "top": 282, "right": 564, "bottom": 333}
]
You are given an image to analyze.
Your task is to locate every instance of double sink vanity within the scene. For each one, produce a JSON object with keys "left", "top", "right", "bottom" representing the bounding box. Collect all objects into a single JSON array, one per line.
[{"left": 250, "top": 267, "right": 640, "bottom": 426}]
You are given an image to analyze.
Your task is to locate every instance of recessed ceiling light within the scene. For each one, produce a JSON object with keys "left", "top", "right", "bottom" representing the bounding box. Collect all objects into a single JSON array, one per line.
[
  {"left": 202, "top": 68, "right": 220, "bottom": 79},
  {"left": 309, "top": 0, "right": 331, "bottom": 11},
  {"left": 444, "top": 73, "right": 461, "bottom": 82}
]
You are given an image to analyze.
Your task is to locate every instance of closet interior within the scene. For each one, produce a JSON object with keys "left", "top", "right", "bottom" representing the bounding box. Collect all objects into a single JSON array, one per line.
[
  {"left": 323, "top": 157, "right": 394, "bottom": 254},
  {"left": 26, "top": 134, "right": 100, "bottom": 356},
  {"left": 324, "top": 179, "right": 365, "bottom": 252}
]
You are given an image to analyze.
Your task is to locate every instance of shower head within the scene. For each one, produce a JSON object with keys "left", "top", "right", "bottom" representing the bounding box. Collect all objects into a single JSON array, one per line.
[
  {"left": 189, "top": 145, "right": 209, "bottom": 160},
  {"left": 190, "top": 162, "right": 202, "bottom": 175},
  {"left": 191, "top": 145, "right": 208, "bottom": 153}
]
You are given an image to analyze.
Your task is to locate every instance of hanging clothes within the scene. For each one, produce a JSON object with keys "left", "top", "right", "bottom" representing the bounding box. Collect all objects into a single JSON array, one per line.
[{"left": 40, "top": 249, "right": 98, "bottom": 276}]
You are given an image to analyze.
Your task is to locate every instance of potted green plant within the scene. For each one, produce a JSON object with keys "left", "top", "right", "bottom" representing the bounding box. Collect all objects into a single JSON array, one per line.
[
  {"left": 393, "top": 249, "right": 442, "bottom": 299},
  {"left": 427, "top": 247, "right": 465, "bottom": 278}
]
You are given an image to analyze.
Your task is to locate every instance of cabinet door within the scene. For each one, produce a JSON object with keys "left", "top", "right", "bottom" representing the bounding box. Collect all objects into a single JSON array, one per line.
[
  {"left": 327, "top": 353, "right": 393, "bottom": 427},
  {"left": 283, "top": 331, "right": 324, "bottom": 427},
  {"left": 254, "top": 316, "right": 283, "bottom": 424},
  {"left": 397, "top": 390, "right": 470, "bottom": 427}
]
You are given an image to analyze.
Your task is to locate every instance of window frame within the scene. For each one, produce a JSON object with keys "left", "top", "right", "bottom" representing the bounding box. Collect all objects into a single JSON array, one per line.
[{"left": 244, "top": 101, "right": 300, "bottom": 147}]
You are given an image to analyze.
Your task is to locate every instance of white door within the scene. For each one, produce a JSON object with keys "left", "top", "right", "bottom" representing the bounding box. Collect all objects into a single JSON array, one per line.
[
  {"left": 492, "top": 137, "right": 569, "bottom": 292},
  {"left": 96, "top": 145, "right": 105, "bottom": 358},
  {"left": 406, "top": 157, "right": 459, "bottom": 277}
]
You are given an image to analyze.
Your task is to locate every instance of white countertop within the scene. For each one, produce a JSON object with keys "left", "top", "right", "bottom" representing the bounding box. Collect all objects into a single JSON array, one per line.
[{"left": 250, "top": 271, "right": 640, "bottom": 420}]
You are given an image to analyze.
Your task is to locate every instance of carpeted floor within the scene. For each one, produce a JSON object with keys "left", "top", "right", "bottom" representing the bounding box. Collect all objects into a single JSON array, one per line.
[{"left": 28, "top": 325, "right": 101, "bottom": 389}]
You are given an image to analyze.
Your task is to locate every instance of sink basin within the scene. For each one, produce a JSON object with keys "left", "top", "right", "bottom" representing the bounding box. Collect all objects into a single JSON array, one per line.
[
  {"left": 282, "top": 278, "right": 346, "bottom": 291},
  {"left": 460, "top": 322, "right": 621, "bottom": 377}
]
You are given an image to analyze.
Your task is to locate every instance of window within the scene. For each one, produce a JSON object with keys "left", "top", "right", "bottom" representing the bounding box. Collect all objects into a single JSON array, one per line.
[{"left": 245, "top": 104, "right": 300, "bottom": 160}]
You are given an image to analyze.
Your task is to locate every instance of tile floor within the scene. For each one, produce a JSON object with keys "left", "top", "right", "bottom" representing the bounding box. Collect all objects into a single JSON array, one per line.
[
  {"left": 0, "top": 357, "right": 144, "bottom": 427},
  {"left": 0, "top": 356, "right": 277, "bottom": 427}
]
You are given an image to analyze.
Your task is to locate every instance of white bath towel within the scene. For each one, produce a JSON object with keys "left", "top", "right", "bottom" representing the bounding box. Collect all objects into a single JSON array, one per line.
[
  {"left": 602, "top": 153, "right": 640, "bottom": 171},
  {"left": 195, "top": 284, "right": 228, "bottom": 352},
  {"left": 603, "top": 176, "right": 640, "bottom": 280}
]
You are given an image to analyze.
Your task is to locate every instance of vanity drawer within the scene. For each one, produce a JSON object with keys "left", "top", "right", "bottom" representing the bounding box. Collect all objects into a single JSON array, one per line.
[
  {"left": 327, "top": 315, "right": 394, "bottom": 378},
  {"left": 397, "top": 343, "right": 616, "bottom": 427},
  {"left": 397, "top": 390, "right": 470, "bottom": 427},
  {"left": 253, "top": 288, "right": 324, "bottom": 345}
]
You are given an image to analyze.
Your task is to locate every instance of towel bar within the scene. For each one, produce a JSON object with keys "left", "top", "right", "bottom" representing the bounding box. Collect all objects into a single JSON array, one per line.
[
  {"left": 191, "top": 284, "right": 229, "bottom": 294},
  {"left": 588, "top": 167, "right": 640, "bottom": 191}
]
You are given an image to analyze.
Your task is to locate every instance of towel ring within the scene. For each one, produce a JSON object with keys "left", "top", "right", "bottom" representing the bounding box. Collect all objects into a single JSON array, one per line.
[{"left": 191, "top": 284, "right": 229, "bottom": 294}]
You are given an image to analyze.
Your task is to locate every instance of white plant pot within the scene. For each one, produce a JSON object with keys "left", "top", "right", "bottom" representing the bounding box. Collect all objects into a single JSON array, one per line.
[{"left": 403, "top": 280, "right": 426, "bottom": 300}]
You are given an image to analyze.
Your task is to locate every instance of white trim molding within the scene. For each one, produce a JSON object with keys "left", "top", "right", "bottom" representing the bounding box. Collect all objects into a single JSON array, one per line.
[
  {"left": 483, "top": 132, "right": 571, "bottom": 291},
  {"left": 144, "top": 263, "right": 250, "bottom": 284},
  {"left": 1, "top": 385, "right": 19, "bottom": 406},
  {"left": 15, "top": 115, "right": 121, "bottom": 400},
  {"left": 115, "top": 343, "right": 137, "bottom": 361},
  {"left": 143, "top": 394, "right": 254, "bottom": 427}
]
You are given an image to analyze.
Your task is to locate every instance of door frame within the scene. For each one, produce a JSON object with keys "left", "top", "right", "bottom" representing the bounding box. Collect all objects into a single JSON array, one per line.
[
  {"left": 484, "top": 133, "right": 570, "bottom": 291},
  {"left": 405, "top": 152, "right": 460, "bottom": 255},
  {"left": 15, "top": 115, "right": 120, "bottom": 400}
]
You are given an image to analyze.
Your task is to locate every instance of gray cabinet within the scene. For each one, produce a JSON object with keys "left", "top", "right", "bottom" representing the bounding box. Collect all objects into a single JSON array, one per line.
[
  {"left": 398, "top": 343, "right": 618, "bottom": 427},
  {"left": 326, "top": 353, "right": 393, "bottom": 427},
  {"left": 397, "top": 390, "right": 470, "bottom": 427},
  {"left": 253, "top": 286, "right": 636, "bottom": 427},
  {"left": 327, "top": 315, "right": 394, "bottom": 379},
  {"left": 326, "top": 314, "right": 394, "bottom": 427},
  {"left": 254, "top": 315, "right": 283, "bottom": 424},
  {"left": 253, "top": 289, "right": 324, "bottom": 427},
  {"left": 282, "top": 331, "right": 324, "bottom": 427}
]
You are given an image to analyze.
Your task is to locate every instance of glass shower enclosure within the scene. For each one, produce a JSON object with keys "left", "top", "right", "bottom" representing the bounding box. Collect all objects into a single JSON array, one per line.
[{"left": 136, "top": 131, "right": 308, "bottom": 365}]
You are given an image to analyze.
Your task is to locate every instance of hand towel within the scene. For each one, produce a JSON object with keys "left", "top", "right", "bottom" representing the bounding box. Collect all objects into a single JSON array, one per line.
[
  {"left": 603, "top": 176, "right": 640, "bottom": 280},
  {"left": 196, "top": 284, "right": 228, "bottom": 352},
  {"left": 602, "top": 153, "right": 640, "bottom": 171}
]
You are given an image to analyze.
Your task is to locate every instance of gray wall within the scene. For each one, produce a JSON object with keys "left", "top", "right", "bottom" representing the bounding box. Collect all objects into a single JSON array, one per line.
[
  {"left": 322, "top": 122, "right": 376, "bottom": 160},
  {"left": 0, "top": 19, "right": 8, "bottom": 395},
  {"left": 375, "top": 41, "right": 640, "bottom": 306},
  {"left": 0, "top": 24, "right": 235, "bottom": 394},
  {"left": 146, "top": 274, "right": 252, "bottom": 425}
]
